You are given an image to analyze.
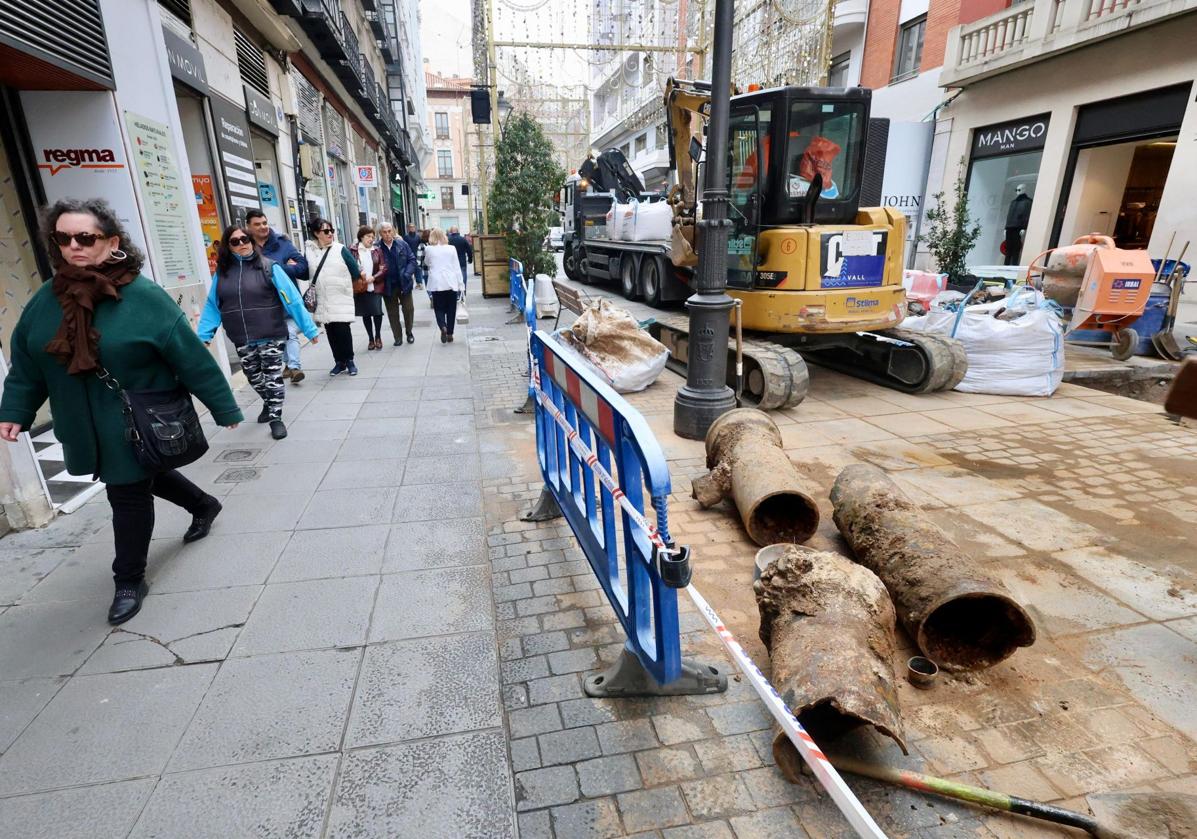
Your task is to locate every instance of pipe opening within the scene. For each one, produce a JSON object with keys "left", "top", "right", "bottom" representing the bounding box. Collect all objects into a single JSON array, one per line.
[
  {"left": 747, "top": 492, "right": 819, "bottom": 545},
  {"left": 920, "top": 594, "right": 1036, "bottom": 671}
]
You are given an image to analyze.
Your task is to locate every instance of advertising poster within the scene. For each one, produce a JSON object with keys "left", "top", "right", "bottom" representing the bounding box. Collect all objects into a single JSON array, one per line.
[
  {"left": 124, "top": 112, "right": 204, "bottom": 289},
  {"left": 208, "top": 95, "right": 260, "bottom": 223},
  {"left": 193, "top": 174, "right": 221, "bottom": 275}
]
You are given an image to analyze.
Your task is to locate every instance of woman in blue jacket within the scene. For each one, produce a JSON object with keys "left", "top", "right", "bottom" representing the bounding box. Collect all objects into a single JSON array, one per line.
[{"left": 198, "top": 224, "right": 319, "bottom": 439}]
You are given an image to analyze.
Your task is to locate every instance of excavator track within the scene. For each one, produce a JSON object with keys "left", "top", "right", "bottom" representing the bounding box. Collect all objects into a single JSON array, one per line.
[
  {"left": 648, "top": 313, "right": 810, "bottom": 410},
  {"left": 795, "top": 328, "right": 969, "bottom": 394}
]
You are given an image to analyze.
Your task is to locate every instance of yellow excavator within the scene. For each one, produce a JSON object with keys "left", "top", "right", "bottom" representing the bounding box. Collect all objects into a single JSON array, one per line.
[{"left": 562, "top": 79, "right": 966, "bottom": 409}]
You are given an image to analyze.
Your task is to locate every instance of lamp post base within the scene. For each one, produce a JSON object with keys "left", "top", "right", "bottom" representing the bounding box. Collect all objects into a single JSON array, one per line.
[
  {"left": 674, "top": 383, "right": 737, "bottom": 440},
  {"left": 673, "top": 292, "right": 737, "bottom": 440}
]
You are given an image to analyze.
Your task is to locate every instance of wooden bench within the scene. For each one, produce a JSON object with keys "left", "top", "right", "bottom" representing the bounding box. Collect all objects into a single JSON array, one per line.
[{"left": 551, "top": 279, "right": 596, "bottom": 329}]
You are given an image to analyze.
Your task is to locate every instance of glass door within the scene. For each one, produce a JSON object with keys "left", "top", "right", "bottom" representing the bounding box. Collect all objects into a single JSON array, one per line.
[{"left": 726, "top": 106, "right": 767, "bottom": 289}]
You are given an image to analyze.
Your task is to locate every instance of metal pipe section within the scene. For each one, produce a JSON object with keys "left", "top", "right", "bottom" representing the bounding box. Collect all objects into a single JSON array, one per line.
[
  {"left": 831, "top": 464, "right": 1036, "bottom": 671},
  {"left": 673, "top": 0, "right": 737, "bottom": 440},
  {"left": 691, "top": 409, "right": 820, "bottom": 546},
  {"left": 755, "top": 545, "right": 906, "bottom": 784}
]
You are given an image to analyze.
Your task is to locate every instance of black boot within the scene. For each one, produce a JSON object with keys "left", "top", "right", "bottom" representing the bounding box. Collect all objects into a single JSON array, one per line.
[
  {"left": 183, "top": 496, "right": 222, "bottom": 544},
  {"left": 270, "top": 419, "right": 288, "bottom": 440},
  {"left": 108, "top": 580, "right": 149, "bottom": 625},
  {"left": 257, "top": 405, "right": 271, "bottom": 423}
]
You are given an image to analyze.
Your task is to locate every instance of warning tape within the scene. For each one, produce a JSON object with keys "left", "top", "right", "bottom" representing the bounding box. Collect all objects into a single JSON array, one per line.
[{"left": 528, "top": 352, "right": 886, "bottom": 837}]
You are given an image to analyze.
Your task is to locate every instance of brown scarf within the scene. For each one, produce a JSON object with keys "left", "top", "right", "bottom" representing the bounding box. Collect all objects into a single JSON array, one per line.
[{"left": 45, "top": 255, "right": 139, "bottom": 375}]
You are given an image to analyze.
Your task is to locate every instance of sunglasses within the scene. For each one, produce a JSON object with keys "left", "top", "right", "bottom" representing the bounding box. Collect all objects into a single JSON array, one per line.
[
  {"left": 51, "top": 231, "right": 104, "bottom": 247},
  {"left": 318, "top": 227, "right": 334, "bottom": 234},
  {"left": 227, "top": 236, "right": 252, "bottom": 246}
]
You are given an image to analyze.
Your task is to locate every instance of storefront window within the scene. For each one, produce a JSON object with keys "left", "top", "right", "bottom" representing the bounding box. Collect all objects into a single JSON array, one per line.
[{"left": 965, "top": 113, "right": 1049, "bottom": 266}]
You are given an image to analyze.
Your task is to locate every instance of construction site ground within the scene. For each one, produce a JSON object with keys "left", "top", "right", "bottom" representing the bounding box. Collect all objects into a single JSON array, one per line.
[{"left": 533, "top": 271, "right": 1197, "bottom": 837}]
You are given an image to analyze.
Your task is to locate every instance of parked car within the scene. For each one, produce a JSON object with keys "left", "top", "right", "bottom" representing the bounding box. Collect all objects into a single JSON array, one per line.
[{"left": 544, "top": 226, "right": 564, "bottom": 251}]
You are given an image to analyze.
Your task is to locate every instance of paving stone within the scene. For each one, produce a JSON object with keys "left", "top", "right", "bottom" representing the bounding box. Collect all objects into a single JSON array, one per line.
[
  {"left": 383, "top": 517, "right": 487, "bottom": 572},
  {"left": 348, "top": 632, "right": 501, "bottom": 747},
  {"left": 637, "top": 746, "right": 704, "bottom": 786},
  {"left": 533, "top": 577, "right": 575, "bottom": 596},
  {"left": 232, "top": 577, "right": 377, "bottom": 655},
  {"left": 681, "top": 774, "right": 756, "bottom": 820},
  {"left": 654, "top": 711, "right": 716, "bottom": 745},
  {"left": 298, "top": 487, "right": 399, "bottom": 530},
  {"left": 130, "top": 755, "right": 337, "bottom": 838},
  {"left": 729, "top": 806, "right": 809, "bottom": 838},
  {"left": 663, "top": 822, "right": 736, "bottom": 839},
  {"left": 0, "top": 677, "right": 65, "bottom": 753},
  {"left": 170, "top": 649, "right": 357, "bottom": 772},
  {"left": 503, "top": 655, "right": 551, "bottom": 684},
  {"left": 598, "top": 718, "right": 660, "bottom": 754},
  {"left": 0, "top": 779, "right": 156, "bottom": 839},
  {"left": 517, "top": 810, "right": 553, "bottom": 839},
  {"left": 515, "top": 765, "right": 580, "bottom": 811},
  {"left": 529, "top": 674, "right": 584, "bottom": 705},
  {"left": 329, "top": 730, "right": 515, "bottom": 837},
  {"left": 548, "top": 646, "right": 600, "bottom": 675},
  {"left": 0, "top": 600, "right": 108, "bottom": 679},
  {"left": 510, "top": 704, "right": 563, "bottom": 738},
  {"left": 523, "top": 630, "right": 570, "bottom": 655},
  {"left": 403, "top": 454, "right": 481, "bottom": 485},
  {"left": 319, "top": 459, "right": 406, "bottom": 490},
  {"left": 338, "top": 434, "right": 411, "bottom": 461},
  {"left": 148, "top": 532, "right": 290, "bottom": 592},
  {"left": 393, "top": 482, "right": 483, "bottom": 523},
  {"left": 0, "top": 546, "right": 71, "bottom": 606},
  {"left": 577, "top": 753, "right": 643, "bottom": 796},
  {"left": 0, "top": 665, "right": 217, "bottom": 795},
  {"left": 509, "top": 566, "right": 550, "bottom": 585},
  {"left": 371, "top": 566, "right": 493, "bottom": 641},
  {"left": 271, "top": 525, "right": 388, "bottom": 581},
  {"left": 706, "top": 703, "right": 774, "bottom": 736},
  {"left": 550, "top": 797, "right": 624, "bottom": 838},
  {"left": 694, "top": 735, "right": 765, "bottom": 774},
  {"left": 561, "top": 697, "right": 620, "bottom": 728},
  {"left": 495, "top": 582, "right": 533, "bottom": 603},
  {"left": 511, "top": 737, "right": 541, "bottom": 772},
  {"left": 538, "top": 726, "right": 601, "bottom": 766},
  {"left": 617, "top": 786, "right": 690, "bottom": 832},
  {"left": 740, "top": 767, "right": 813, "bottom": 808}
]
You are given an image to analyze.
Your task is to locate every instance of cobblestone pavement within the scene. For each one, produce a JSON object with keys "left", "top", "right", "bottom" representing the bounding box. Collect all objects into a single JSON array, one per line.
[{"left": 3, "top": 286, "right": 1197, "bottom": 838}]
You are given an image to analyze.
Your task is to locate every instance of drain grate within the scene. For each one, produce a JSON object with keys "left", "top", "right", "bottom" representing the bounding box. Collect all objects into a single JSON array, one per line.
[
  {"left": 216, "top": 467, "right": 261, "bottom": 483},
  {"left": 215, "top": 448, "right": 262, "bottom": 463}
]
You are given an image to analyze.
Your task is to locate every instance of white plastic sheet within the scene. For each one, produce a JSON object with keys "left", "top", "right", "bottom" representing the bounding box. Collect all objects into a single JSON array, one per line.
[
  {"left": 903, "top": 289, "right": 1065, "bottom": 397},
  {"left": 558, "top": 298, "right": 669, "bottom": 392}
]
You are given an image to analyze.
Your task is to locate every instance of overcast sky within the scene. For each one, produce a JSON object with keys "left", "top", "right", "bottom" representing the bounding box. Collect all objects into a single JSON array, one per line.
[{"left": 420, "top": 0, "right": 474, "bottom": 78}]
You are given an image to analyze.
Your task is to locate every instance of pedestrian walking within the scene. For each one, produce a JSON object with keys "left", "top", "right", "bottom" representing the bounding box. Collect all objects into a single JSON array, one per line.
[
  {"left": 404, "top": 224, "right": 425, "bottom": 289},
  {"left": 378, "top": 222, "right": 419, "bottom": 345},
  {"left": 246, "top": 209, "right": 310, "bottom": 382},
  {"left": 447, "top": 226, "right": 474, "bottom": 299},
  {"left": 350, "top": 225, "right": 388, "bottom": 351},
  {"left": 0, "top": 198, "right": 243, "bottom": 624},
  {"left": 305, "top": 218, "right": 362, "bottom": 376},
  {"left": 425, "top": 227, "right": 463, "bottom": 343},
  {"left": 197, "top": 223, "right": 319, "bottom": 440}
]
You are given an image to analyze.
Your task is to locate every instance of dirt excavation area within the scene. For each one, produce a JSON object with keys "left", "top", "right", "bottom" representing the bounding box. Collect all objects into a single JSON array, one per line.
[{"left": 620, "top": 364, "right": 1197, "bottom": 837}]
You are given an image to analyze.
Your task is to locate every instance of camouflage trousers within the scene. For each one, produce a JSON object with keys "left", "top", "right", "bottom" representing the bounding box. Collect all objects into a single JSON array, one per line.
[{"left": 236, "top": 339, "right": 286, "bottom": 421}]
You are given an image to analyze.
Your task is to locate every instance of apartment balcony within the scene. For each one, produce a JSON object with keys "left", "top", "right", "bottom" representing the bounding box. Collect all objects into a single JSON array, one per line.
[
  {"left": 942, "top": 0, "right": 1197, "bottom": 86},
  {"left": 297, "top": 0, "right": 346, "bottom": 55},
  {"left": 833, "top": 0, "right": 867, "bottom": 31}
]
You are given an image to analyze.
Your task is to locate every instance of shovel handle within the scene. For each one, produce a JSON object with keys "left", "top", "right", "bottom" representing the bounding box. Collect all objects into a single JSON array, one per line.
[{"left": 830, "top": 755, "right": 1101, "bottom": 835}]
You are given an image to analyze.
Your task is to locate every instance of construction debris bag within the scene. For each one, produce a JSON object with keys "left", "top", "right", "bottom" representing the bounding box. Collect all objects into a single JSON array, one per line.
[
  {"left": 610, "top": 202, "right": 637, "bottom": 241},
  {"left": 629, "top": 201, "right": 672, "bottom": 242},
  {"left": 558, "top": 298, "right": 669, "bottom": 392},
  {"left": 904, "top": 289, "right": 1064, "bottom": 397}
]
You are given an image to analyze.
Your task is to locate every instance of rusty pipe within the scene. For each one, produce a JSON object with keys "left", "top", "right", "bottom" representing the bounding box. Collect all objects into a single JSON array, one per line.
[
  {"left": 691, "top": 408, "right": 819, "bottom": 546},
  {"left": 831, "top": 464, "right": 1036, "bottom": 671},
  {"left": 754, "top": 545, "right": 906, "bottom": 783}
]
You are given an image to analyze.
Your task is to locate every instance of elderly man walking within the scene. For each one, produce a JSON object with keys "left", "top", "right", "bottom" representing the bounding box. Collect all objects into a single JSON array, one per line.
[
  {"left": 378, "top": 223, "right": 419, "bottom": 345},
  {"left": 447, "top": 226, "right": 473, "bottom": 300}
]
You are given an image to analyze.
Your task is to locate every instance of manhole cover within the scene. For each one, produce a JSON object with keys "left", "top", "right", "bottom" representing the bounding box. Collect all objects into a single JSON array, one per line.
[
  {"left": 216, "top": 467, "right": 261, "bottom": 483},
  {"left": 215, "top": 448, "right": 261, "bottom": 463}
]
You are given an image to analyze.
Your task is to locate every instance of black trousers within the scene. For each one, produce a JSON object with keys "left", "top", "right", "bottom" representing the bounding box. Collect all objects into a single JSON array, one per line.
[
  {"left": 106, "top": 470, "right": 209, "bottom": 585},
  {"left": 362, "top": 315, "right": 382, "bottom": 341},
  {"left": 325, "top": 321, "right": 355, "bottom": 363},
  {"left": 431, "top": 290, "right": 458, "bottom": 334},
  {"left": 1004, "top": 228, "right": 1024, "bottom": 266}
]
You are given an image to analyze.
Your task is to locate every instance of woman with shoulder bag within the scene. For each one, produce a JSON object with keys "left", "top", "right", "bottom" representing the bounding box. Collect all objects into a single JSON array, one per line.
[
  {"left": 197, "top": 223, "right": 319, "bottom": 440},
  {"left": 350, "top": 225, "right": 388, "bottom": 351},
  {"left": 0, "top": 199, "right": 244, "bottom": 625},
  {"left": 305, "top": 218, "right": 363, "bottom": 375},
  {"left": 424, "top": 227, "right": 464, "bottom": 343}
]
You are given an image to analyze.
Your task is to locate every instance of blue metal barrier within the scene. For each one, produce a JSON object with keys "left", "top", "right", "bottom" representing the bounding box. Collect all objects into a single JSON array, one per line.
[
  {"left": 512, "top": 259, "right": 537, "bottom": 413},
  {"left": 509, "top": 258, "right": 525, "bottom": 314},
  {"left": 527, "top": 331, "right": 725, "bottom": 696}
]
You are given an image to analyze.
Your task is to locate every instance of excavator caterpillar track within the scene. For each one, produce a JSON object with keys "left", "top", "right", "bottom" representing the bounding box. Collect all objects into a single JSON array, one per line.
[
  {"left": 648, "top": 313, "right": 810, "bottom": 410},
  {"left": 795, "top": 328, "right": 969, "bottom": 394}
]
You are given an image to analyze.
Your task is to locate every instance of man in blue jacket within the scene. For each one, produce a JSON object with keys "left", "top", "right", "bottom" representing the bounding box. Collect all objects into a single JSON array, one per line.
[
  {"left": 247, "top": 209, "right": 310, "bottom": 382},
  {"left": 448, "top": 226, "right": 474, "bottom": 299},
  {"left": 402, "top": 223, "right": 424, "bottom": 288},
  {"left": 378, "top": 223, "right": 419, "bottom": 346}
]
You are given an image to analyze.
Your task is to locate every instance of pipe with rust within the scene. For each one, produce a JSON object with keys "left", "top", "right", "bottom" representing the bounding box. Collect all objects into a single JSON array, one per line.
[
  {"left": 691, "top": 409, "right": 819, "bottom": 546},
  {"left": 831, "top": 464, "right": 1036, "bottom": 671},
  {"left": 755, "top": 545, "right": 906, "bottom": 783}
]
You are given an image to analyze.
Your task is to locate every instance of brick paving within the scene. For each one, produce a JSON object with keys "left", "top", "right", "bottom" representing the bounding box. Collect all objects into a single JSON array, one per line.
[{"left": 2, "top": 285, "right": 1196, "bottom": 838}]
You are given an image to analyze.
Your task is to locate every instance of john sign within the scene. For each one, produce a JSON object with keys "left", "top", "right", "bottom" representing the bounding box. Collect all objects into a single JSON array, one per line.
[{"left": 971, "top": 114, "right": 1051, "bottom": 160}]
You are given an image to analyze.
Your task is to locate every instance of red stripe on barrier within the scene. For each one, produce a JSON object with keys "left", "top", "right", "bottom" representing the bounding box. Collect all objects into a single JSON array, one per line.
[
  {"left": 566, "top": 368, "right": 583, "bottom": 407},
  {"left": 598, "top": 399, "right": 616, "bottom": 445}
]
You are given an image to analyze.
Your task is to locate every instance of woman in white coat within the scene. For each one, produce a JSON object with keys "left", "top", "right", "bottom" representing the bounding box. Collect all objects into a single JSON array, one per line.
[
  {"left": 424, "top": 228, "right": 463, "bottom": 343},
  {"left": 306, "top": 218, "right": 365, "bottom": 375}
]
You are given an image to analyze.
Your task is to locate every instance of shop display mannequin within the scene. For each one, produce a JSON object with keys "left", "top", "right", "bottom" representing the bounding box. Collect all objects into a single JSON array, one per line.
[{"left": 1004, "top": 184, "right": 1032, "bottom": 265}]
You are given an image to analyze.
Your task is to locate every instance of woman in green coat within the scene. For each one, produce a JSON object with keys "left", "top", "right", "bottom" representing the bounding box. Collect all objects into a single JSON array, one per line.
[{"left": 0, "top": 199, "right": 244, "bottom": 624}]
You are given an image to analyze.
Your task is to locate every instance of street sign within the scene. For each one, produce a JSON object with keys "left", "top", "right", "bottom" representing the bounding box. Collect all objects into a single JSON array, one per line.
[{"left": 354, "top": 165, "right": 377, "bottom": 187}]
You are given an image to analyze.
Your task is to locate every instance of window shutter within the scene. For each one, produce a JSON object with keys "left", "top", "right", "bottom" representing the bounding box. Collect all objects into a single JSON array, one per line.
[
  {"left": 292, "top": 69, "right": 323, "bottom": 144},
  {"left": 235, "top": 27, "right": 271, "bottom": 97},
  {"left": 2, "top": 0, "right": 114, "bottom": 85}
]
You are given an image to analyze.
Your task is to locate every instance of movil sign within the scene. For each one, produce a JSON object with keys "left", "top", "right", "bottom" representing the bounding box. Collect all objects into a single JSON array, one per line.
[{"left": 38, "top": 147, "right": 124, "bottom": 176}]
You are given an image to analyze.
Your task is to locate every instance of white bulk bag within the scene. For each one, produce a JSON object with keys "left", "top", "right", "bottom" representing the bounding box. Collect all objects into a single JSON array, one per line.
[
  {"left": 903, "top": 291, "right": 1064, "bottom": 397},
  {"left": 558, "top": 298, "right": 669, "bottom": 392},
  {"left": 534, "top": 273, "right": 559, "bottom": 318},
  {"left": 612, "top": 202, "right": 637, "bottom": 241},
  {"left": 629, "top": 201, "right": 673, "bottom": 242}
]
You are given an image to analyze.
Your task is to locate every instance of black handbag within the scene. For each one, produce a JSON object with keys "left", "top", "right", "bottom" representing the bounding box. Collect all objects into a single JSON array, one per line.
[
  {"left": 304, "top": 246, "right": 333, "bottom": 313},
  {"left": 96, "top": 367, "right": 208, "bottom": 472}
]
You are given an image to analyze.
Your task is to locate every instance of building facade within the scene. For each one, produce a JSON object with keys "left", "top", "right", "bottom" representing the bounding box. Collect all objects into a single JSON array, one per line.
[
  {"left": 0, "top": 0, "right": 427, "bottom": 526},
  {"left": 420, "top": 68, "right": 478, "bottom": 234}
]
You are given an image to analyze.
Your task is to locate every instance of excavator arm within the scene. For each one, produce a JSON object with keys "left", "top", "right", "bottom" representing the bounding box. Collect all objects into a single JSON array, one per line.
[{"left": 664, "top": 77, "right": 713, "bottom": 209}]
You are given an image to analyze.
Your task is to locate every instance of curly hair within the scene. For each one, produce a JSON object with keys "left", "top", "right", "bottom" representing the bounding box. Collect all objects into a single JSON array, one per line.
[{"left": 40, "top": 198, "right": 145, "bottom": 271}]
